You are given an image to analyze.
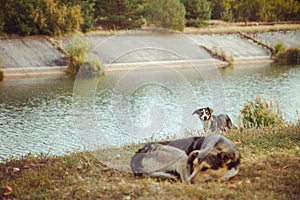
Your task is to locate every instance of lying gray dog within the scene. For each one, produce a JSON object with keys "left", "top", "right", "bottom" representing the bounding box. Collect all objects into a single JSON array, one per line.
[{"left": 130, "top": 135, "right": 241, "bottom": 183}]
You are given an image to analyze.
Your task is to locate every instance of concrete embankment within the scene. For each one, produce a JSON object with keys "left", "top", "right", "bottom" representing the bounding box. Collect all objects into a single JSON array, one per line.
[{"left": 0, "top": 30, "right": 299, "bottom": 79}]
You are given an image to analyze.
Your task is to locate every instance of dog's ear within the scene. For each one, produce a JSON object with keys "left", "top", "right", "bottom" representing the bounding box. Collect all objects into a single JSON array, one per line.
[
  {"left": 208, "top": 107, "right": 214, "bottom": 114},
  {"left": 192, "top": 109, "right": 200, "bottom": 116},
  {"left": 217, "top": 151, "right": 235, "bottom": 163}
]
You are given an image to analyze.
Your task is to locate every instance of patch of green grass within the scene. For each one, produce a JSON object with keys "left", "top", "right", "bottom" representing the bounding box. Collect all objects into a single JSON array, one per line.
[{"left": 1, "top": 122, "right": 300, "bottom": 199}]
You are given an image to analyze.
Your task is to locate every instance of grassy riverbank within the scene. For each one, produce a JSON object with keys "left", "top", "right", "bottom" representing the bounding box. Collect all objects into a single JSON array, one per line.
[{"left": 1, "top": 122, "right": 299, "bottom": 200}]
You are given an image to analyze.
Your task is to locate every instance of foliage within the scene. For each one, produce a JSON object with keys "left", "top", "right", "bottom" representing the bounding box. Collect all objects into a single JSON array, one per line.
[
  {"left": 0, "top": 11, "right": 4, "bottom": 34},
  {"left": 65, "top": 33, "right": 91, "bottom": 74},
  {"left": 32, "top": 0, "right": 83, "bottom": 36},
  {"left": 285, "top": 47, "right": 300, "bottom": 64},
  {"left": 209, "top": 46, "right": 234, "bottom": 65},
  {"left": 60, "top": 0, "right": 97, "bottom": 33},
  {"left": 182, "top": 0, "right": 211, "bottom": 27},
  {"left": 65, "top": 33, "right": 104, "bottom": 77},
  {"left": 240, "top": 96, "right": 284, "bottom": 128},
  {"left": 78, "top": 56, "right": 105, "bottom": 78},
  {"left": 0, "top": 0, "right": 83, "bottom": 36},
  {"left": 1, "top": 0, "right": 299, "bottom": 35},
  {"left": 94, "top": 0, "right": 147, "bottom": 30},
  {"left": 209, "top": 0, "right": 300, "bottom": 22},
  {"left": 273, "top": 42, "right": 300, "bottom": 64},
  {"left": 273, "top": 41, "right": 286, "bottom": 56},
  {"left": 147, "top": 0, "right": 186, "bottom": 31}
]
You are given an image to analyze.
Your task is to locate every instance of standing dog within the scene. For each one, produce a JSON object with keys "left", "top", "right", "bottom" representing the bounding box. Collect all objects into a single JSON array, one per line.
[
  {"left": 193, "top": 107, "right": 233, "bottom": 133},
  {"left": 130, "top": 135, "right": 240, "bottom": 182}
]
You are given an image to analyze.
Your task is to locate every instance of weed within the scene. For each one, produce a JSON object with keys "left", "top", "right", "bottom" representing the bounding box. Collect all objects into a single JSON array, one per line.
[
  {"left": 204, "top": 45, "right": 234, "bottom": 65},
  {"left": 65, "top": 33, "right": 104, "bottom": 77},
  {"left": 273, "top": 41, "right": 285, "bottom": 56},
  {"left": 240, "top": 96, "right": 284, "bottom": 128},
  {"left": 65, "top": 33, "right": 91, "bottom": 74}
]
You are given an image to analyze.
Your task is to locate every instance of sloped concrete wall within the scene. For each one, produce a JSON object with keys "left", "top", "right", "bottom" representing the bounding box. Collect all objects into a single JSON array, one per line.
[
  {"left": 252, "top": 30, "right": 300, "bottom": 48},
  {"left": 0, "top": 37, "right": 66, "bottom": 68},
  {"left": 1, "top": 30, "right": 299, "bottom": 73},
  {"left": 188, "top": 34, "right": 272, "bottom": 62}
]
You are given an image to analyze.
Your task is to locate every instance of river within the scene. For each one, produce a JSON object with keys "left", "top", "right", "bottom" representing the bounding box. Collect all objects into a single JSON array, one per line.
[{"left": 1, "top": 63, "right": 299, "bottom": 162}]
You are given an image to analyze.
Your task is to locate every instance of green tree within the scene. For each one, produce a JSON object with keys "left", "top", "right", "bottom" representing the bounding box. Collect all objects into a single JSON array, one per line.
[
  {"left": 94, "top": 0, "right": 147, "bottom": 30},
  {"left": 271, "top": 0, "right": 300, "bottom": 21},
  {"left": 147, "top": 0, "right": 186, "bottom": 31},
  {"left": 1, "top": 0, "right": 83, "bottom": 36},
  {"left": 33, "top": 0, "right": 83, "bottom": 36},
  {"left": 209, "top": 0, "right": 222, "bottom": 19},
  {"left": 220, "top": 0, "right": 237, "bottom": 22},
  {"left": 236, "top": 0, "right": 256, "bottom": 22},
  {"left": 2, "top": 0, "right": 39, "bottom": 35},
  {"left": 182, "top": 0, "right": 211, "bottom": 27},
  {"left": 60, "top": 0, "right": 97, "bottom": 32}
]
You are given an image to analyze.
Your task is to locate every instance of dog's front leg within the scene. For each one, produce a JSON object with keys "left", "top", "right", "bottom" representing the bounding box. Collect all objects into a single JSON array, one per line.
[{"left": 188, "top": 168, "right": 199, "bottom": 183}]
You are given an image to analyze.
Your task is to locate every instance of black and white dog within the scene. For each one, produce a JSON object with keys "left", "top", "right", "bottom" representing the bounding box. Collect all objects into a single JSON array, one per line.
[
  {"left": 193, "top": 107, "right": 233, "bottom": 133},
  {"left": 130, "top": 135, "right": 241, "bottom": 183}
]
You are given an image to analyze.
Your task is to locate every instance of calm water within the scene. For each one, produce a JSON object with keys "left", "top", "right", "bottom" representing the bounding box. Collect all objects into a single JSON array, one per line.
[{"left": 1, "top": 63, "right": 300, "bottom": 162}]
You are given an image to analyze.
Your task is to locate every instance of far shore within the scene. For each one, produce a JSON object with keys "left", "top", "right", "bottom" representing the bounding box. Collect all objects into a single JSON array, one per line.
[{"left": 1, "top": 22, "right": 299, "bottom": 80}]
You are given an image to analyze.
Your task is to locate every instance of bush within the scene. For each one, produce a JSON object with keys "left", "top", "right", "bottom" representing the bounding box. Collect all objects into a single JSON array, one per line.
[
  {"left": 273, "top": 41, "right": 285, "bottom": 56},
  {"left": 78, "top": 56, "right": 104, "bottom": 78},
  {"left": 274, "top": 43, "right": 300, "bottom": 64},
  {"left": 240, "top": 96, "right": 284, "bottom": 128},
  {"left": 65, "top": 33, "right": 91, "bottom": 74},
  {"left": 286, "top": 47, "right": 300, "bottom": 64},
  {"left": 65, "top": 33, "right": 104, "bottom": 77}
]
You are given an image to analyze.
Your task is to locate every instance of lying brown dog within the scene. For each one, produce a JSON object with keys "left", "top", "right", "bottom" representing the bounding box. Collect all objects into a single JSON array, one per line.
[{"left": 130, "top": 134, "right": 241, "bottom": 183}]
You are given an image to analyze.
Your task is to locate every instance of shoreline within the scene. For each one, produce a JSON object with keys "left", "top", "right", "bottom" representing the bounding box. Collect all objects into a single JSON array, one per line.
[{"left": 1, "top": 57, "right": 276, "bottom": 79}]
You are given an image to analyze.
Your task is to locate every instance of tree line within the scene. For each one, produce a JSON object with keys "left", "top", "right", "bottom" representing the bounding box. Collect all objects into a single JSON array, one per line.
[{"left": 0, "top": 0, "right": 299, "bottom": 36}]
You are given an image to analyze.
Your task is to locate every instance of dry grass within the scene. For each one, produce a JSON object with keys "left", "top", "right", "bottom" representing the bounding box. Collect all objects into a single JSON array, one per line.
[
  {"left": 1, "top": 122, "right": 299, "bottom": 199},
  {"left": 77, "top": 21, "right": 300, "bottom": 37},
  {"left": 184, "top": 21, "right": 300, "bottom": 35}
]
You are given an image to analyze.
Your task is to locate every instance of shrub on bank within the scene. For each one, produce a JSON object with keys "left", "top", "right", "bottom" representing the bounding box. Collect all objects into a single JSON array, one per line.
[
  {"left": 65, "top": 33, "right": 104, "bottom": 77},
  {"left": 77, "top": 56, "right": 104, "bottom": 78},
  {"left": 240, "top": 96, "right": 284, "bottom": 128},
  {"left": 285, "top": 47, "right": 300, "bottom": 64},
  {"left": 273, "top": 42, "right": 300, "bottom": 64}
]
